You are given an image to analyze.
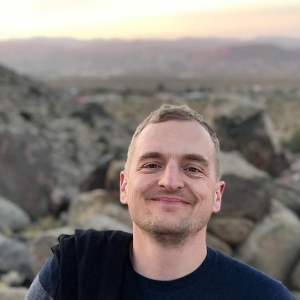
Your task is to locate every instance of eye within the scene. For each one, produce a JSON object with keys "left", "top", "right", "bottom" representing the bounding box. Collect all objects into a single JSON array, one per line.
[
  {"left": 145, "top": 163, "right": 160, "bottom": 169},
  {"left": 186, "top": 167, "right": 199, "bottom": 173}
]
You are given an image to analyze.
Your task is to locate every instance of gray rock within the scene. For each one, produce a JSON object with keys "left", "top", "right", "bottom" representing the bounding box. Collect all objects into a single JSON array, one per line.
[
  {"left": 29, "top": 227, "right": 74, "bottom": 275},
  {"left": 0, "top": 233, "right": 33, "bottom": 280},
  {"left": 219, "top": 151, "right": 272, "bottom": 221},
  {"left": 274, "top": 184, "right": 300, "bottom": 215},
  {"left": 105, "top": 159, "right": 126, "bottom": 192},
  {"left": 82, "top": 214, "right": 132, "bottom": 232},
  {"left": 1, "top": 271, "right": 26, "bottom": 287},
  {"left": 290, "top": 260, "right": 300, "bottom": 290},
  {"left": 68, "top": 189, "right": 131, "bottom": 228},
  {"left": 0, "top": 132, "right": 55, "bottom": 219},
  {"left": 292, "top": 291, "right": 300, "bottom": 300},
  {"left": 0, "top": 287, "right": 28, "bottom": 300},
  {"left": 206, "top": 232, "right": 233, "bottom": 256},
  {"left": 274, "top": 172, "right": 300, "bottom": 215},
  {"left": 206, "top": 97, "right": 289, "bottom": 176},
  {"left": 234, "top": 200, "right": 300, "bottom": 282},
  {"left": 208, "top": 216, "right": 254, "bottom": 245},
  {"left": 80, "top": 153, "right": 115, "bottom": 192},
  {"left": 0, "top": 196, "right": 30, "bottom": 232}
]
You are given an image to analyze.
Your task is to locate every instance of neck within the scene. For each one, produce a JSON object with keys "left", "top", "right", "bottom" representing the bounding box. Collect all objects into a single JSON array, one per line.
[{"left": 130, "top": 225, "right": 208, "bottom": 280}]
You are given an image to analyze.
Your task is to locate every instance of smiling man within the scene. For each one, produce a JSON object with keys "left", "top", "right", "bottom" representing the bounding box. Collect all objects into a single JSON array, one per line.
[{"left": 26, "top": 104, "right": 295, "bottom": 299}]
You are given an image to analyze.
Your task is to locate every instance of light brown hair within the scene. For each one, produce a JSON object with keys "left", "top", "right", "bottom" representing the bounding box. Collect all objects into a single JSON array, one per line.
[{"left": 125, "top": 104, "right": 220, "bottom": 180}]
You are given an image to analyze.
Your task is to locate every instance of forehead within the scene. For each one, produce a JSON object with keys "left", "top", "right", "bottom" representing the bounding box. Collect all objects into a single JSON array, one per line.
[{"left": 134, "top": 120, "right": 215, "bottom": 161}]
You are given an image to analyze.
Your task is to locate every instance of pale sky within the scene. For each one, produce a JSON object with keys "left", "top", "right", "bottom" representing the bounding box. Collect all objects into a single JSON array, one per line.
[{"left": 0, "top": 0, "right": 299, "bottom": 40}]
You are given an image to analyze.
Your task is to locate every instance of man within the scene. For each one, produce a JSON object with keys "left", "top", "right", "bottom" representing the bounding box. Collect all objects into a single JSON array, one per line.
[{"left": 26, "top": 104, "right": 295, "bottom": 299}]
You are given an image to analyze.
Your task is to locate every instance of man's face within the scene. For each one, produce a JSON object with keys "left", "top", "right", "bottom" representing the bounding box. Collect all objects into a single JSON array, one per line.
[{"left": 120, "top": 120, "right": 224, "bottom": 243}]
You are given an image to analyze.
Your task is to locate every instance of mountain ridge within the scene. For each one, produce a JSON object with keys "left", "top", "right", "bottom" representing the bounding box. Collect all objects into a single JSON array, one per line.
[{"left": 0, "top": 37, "right": 299, "bottom": 79}]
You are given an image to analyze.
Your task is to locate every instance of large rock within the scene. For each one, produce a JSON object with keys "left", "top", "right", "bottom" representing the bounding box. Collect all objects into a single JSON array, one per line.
[
  {"left": 0, "top": 287, "right": 28, "bottom": 300},
  {"left": 68, "top": 189, "right": 131, "bottom": 228},
  {"left": 0, "top": 233, "right": 33, "bottom": 280},
  {"left": 1, "top": 271, "right": 26, "bottom": 287},
  {"left": 81, "top": 214, "right": 132, "bottom": 232},
  {"left": 206, "top": 232, "right": 232, "bottom": 256},
  {"left": 290, "top": 260, "right": 300, "bottom": 290},
  {"left": 0, "top": 196, "right": 30, "bottom": 232},
  {"left": 208, "top": 216, "right": 254, "bottom": 245},
  {"left": 274, "top": 171, "right": 300, "bottom": 215},
  {"left": 206, "top": 97, "right": 289, "bottom": 176},
  {"left": 219, "top": 151, "right": 272, "bottom": 221},
  {"left": 105, "top": 159, "right": 126, "bottom": 192},
  {"left": 29, "top": 227, "right": 74, "bottom": 275},
  {"left": 292, "top": 291, "right": 300, "bottom": 300},
  {"left": 80, "top": 153, "right": 115, "bottom": 192},
  {"left": 0, "top": 132, "right": 55, "bottom": 219},
  {"left": 234, "top": 200, "right": 300, "bottom": 282}
]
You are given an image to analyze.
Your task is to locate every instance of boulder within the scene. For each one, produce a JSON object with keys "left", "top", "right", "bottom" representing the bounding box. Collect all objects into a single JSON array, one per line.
[
  {"left": 81, "top": 214, "right": 132, "bottom": 233},
  {"left": 0, "top": 132, "right": 55, "bottom": 219},
  {"left": 290, "top": 260, "right": 300, "bottom": 290},
  {"left": 80, "top": 153, "right": 114, "bottom": 192},
  {"left": 234, "top": 200, "right": 300, "bottom": 282},
  {"left": 68, "top": 189, "right": 131, "bottom": 228},
  {"left": 219, "top": 151, "right": 272, "bottom": 221},
  {"left": 274, "top": 171, "right": 300, "bottom": 215},
  {"left": 273, "top": 184, "right": 300, "bottom": 215},
  {"left": 206, "top": 233, "right": 232, "bottom": 256},
  {"left": 105, "top": 159, "right": 126, "bottom": 202},
  {"left": 0, "top": 196, "right": 30, "bottom": 232},
  {"left": 206, "top": 97, "right": 289, "bottom": 176},
  {"left": 105, "top": 159, "right": 126, "bottom": 192},
  {"left": 0, "top": 287, "right": 28, "bottom": 300},
  {"left": 0, "top": 233, "right": 33, "bottom": 280},
  {"left": 1, "top": 271, "right": 26, "bottom": 287},
  {"left": 208, "top": 216, "right": 254, "bottom": 245},
  {"left": 292, "top": 291, "right": 300, "bottom": 300},
  {"left": 29, "top": 227, "right": 75, "bottom": 275},
  {"left": 50, "top": 186, "right": 78, "bottom": 217}
]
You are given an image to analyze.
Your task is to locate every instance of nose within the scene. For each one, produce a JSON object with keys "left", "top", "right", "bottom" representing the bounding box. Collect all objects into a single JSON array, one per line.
[{"left": 158, "top": 162, "right": 184, "bottom": 191}]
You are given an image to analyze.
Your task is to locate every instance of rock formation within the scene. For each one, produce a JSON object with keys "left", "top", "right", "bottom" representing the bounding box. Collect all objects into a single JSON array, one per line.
[{"left": 0, "top": 64, "right": 300, "bottom": 298}]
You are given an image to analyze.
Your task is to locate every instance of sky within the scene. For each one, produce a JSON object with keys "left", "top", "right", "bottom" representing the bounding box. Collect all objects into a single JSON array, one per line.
[{"left": 0, "top": 0, "right": 300, "bottom": 40}]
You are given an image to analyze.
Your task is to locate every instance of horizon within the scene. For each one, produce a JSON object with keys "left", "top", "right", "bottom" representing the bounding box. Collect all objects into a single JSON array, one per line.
[
  {"left": 1, "top": 35, "right": 300, "bottom": 43},
  {"left": 1, "top": 1, "right": 300, "bottom": 41}
]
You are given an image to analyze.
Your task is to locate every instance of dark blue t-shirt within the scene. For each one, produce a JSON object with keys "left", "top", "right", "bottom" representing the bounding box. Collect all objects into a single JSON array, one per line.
[
  {"left": 120, "top": 247, "right": 294, "bottom": 300},
  {"left": 27, "top": 247, "right": 295, "bottom": 299}
]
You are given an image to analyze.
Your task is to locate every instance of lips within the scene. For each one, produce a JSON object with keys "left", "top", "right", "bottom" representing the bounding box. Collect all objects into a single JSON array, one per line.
[{"left": 149, "top": 196, "right": 190, "bottom": 204}]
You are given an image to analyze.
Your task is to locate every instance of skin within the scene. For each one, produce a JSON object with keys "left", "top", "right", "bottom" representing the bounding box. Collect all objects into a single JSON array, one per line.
[{"left": 120, "top": 120, "right": 225, "bottom": 280}]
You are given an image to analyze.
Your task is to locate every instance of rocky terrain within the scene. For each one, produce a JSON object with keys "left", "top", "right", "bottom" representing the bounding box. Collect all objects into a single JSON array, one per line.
[{"left": 0, "top": 64, "right": 300, "bottom": 299}]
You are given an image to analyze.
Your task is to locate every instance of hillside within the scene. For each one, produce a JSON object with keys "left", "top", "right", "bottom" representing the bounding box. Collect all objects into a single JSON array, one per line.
[{"left": 0, "top": 37, "right": 299, "bottom": 79}]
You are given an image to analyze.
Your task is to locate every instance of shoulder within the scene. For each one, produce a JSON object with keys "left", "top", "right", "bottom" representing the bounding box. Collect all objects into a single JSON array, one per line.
[
  {"left": 25, "top": 255, "right": 59, "bottom": 300},
  {"left": 57, "top": 229, "right": 132, "bottom": 245},
  {"left": 208, "top": 247, "right": 294, "bottom": 299}
]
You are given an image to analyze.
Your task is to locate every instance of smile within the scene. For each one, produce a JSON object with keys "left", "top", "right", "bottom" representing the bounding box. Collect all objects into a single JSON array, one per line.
[{"left": 150, "top": 197, "right": 190, "bottom": 204}]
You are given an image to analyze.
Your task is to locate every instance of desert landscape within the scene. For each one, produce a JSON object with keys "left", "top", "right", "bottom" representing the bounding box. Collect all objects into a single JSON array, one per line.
[{"left": 0, "top": 36, "right": 300, "bottom": 299}]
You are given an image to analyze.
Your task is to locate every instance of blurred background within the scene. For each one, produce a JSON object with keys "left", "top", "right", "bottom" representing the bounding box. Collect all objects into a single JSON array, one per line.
[{"left": 1, "top": 0, "right": 300, "bottom": 299}]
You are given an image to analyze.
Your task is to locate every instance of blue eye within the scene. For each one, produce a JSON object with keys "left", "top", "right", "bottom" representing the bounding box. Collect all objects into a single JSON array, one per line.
[
  {"left": 146, "top": 164, "right": 159, "bottom": 168},
  {"left": 187, "top": 167, "right": 199, "bottom": 173}
]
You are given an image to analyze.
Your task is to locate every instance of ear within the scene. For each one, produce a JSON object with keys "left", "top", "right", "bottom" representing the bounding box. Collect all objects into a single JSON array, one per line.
[
  {"left": 120, "top": 171, "right": 128, "bottom": 205},
  {"left": 213, "top": 181, "right": 225, "bottom": 213}
]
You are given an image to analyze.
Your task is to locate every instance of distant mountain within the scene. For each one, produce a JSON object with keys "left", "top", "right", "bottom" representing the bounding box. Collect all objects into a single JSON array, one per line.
[
  {"left": 254, "top": 36, "right": 300, "bottom": 49},
  {"left": 0, "top": 37, "right": 299, "bottom": 79}
]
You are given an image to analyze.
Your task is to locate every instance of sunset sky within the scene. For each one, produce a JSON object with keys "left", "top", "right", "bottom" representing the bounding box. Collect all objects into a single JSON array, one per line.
[{"left": 1, "top": 0, "right": 299, "bottom": 40}]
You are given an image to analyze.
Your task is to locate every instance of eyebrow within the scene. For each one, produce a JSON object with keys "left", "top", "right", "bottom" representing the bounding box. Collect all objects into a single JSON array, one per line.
[
  {"left": 183, "top": 154, "right": 209, "bottom": 165},
  {"left": 138, "top": 152, "right": 209, "bottom": 165},
  {"left": 138, "top": 152, "right": 163, "bottom": 163}
]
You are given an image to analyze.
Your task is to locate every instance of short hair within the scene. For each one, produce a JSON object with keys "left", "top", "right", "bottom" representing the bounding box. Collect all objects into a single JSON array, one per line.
[{"left": 125, "top": 104, "right": 221, "bottom": 180}]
